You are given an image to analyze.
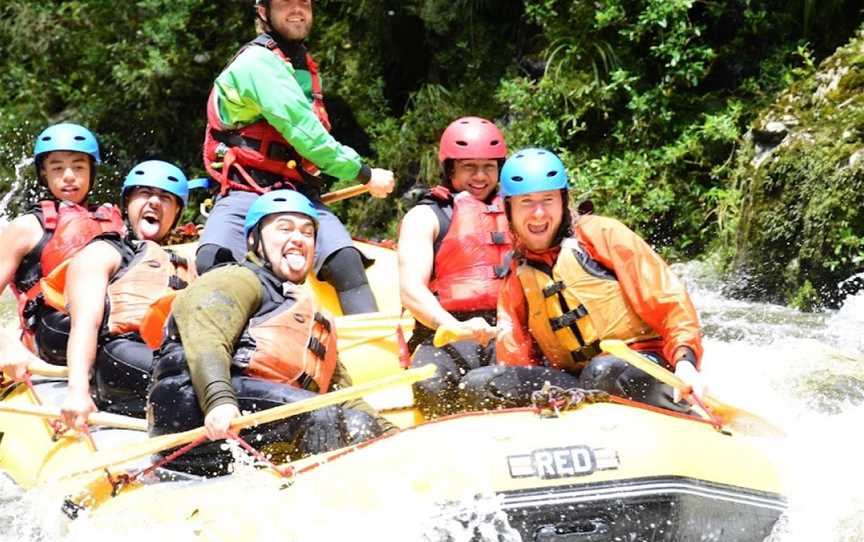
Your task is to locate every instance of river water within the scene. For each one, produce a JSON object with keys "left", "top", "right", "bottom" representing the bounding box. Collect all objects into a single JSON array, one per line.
[{"left": 0, "top": 238, "right": 862, "bottom": 540}]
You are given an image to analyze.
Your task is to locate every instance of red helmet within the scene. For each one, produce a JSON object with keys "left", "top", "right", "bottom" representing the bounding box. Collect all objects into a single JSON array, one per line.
[{"left": 438, "top": 117, "right": 507, "bottom": 164}]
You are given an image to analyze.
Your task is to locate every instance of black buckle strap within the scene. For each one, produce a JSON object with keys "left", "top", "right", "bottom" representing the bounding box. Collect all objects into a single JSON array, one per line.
[
  {"left": 542, "top": 280, "right": 565, "bottom": 298},
  {"left": 307, "top": 336, "right": 326, "bottom": 359},
  {"left": 549, "top": 305, "right": 589, "bottom": 331},
  {"left": 213, "top": 130, "right": 303, "bottom": 165},
  {"left": 313, "top": 312, "right": 331, "bottom": 333},
  {"left": 212, "top": 130, "right": 261, "bottom": 152},
  {"left": 297, "top": 372, "right": 316, "bottom": 392},
  {"left": 490, "top": 231, "right": 507, "bottom": 245},
  {"left": 167, "top": 251, "right": 189, "bottom": 269},
  {"left": 168, "top": 276, "right": 188, "bottom": 290}
]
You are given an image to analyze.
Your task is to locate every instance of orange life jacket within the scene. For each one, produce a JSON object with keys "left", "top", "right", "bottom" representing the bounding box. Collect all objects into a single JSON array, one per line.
[
  {"left": 40, "top": 237, "right": 194, "bottom": 338},
  {"left": 517, "top": 237, "right": 660, "bottom": 372},
  {"left": 203, "top": 33, "right": 331, "bottom": 195},
  {"left": 232, "top": 262, "right": 337, "bottom": 393},
  {"left": 425, "top": 187, "right": 512, "bottom": 313},
  {"left": 10, "top": 201, "right": 124, "bottom": 349}
]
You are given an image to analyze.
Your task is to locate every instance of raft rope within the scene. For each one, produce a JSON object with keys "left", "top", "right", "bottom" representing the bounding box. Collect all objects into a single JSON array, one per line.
[
  {"left": 684, "top": 391, "right": 724, "bottom": 431},
  {"left": 12, "top": 371, "right": 76, "bottom": 440},
  {"left": 530, "top": 383, "right": 611, "bottom": 417},
  {"left": 104, "top": 430, "right": 294, "bottom": 495},
  {"left": 3, "top": 370, "right": 105, "bottom": 450}
]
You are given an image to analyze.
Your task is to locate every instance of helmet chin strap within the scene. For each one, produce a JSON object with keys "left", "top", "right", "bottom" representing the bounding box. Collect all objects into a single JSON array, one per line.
[{"left": 252, "top": 222, "right": 274, "bottom": 271}]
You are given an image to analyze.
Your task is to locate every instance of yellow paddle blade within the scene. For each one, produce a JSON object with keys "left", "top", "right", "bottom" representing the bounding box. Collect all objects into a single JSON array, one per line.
[
  {"left": 59, "top": 364, "right": 436, "bottom": 480},
  {"left": 0, "top": 402, "right": 146, "bottom": 431},
  {"left": 599, "top": 340, "right": 785, "bottom": 438},
  {"left": 432, "top": 325, "right": 475, "bottom": 348}
]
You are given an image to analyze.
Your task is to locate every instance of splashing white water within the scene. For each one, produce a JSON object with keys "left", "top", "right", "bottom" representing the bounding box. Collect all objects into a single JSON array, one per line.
[{"left": 679, "top": 262, "right": 864, "bottom": 542}]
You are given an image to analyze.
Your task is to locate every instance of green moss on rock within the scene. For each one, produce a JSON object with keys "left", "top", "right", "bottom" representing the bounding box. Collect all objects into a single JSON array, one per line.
[{"left": 727, "top": 28, "right": 864, "bottom": 309}]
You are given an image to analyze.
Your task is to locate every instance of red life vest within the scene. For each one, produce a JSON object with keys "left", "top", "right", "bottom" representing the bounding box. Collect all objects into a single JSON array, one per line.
[
  {"left": 11, "top": 201, "right": 124, "bottom": 349},
  {"left": 232, "top": 263, "right": 337, "bottom": 393},
  {"left": 426, "top": 187, "right": 512, "bottom": 313},
  {"left": 203, "top": 34, "right": 331, "bottom": 195}
]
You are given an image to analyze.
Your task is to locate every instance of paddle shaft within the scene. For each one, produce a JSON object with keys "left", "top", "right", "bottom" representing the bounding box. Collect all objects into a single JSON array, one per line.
[
  {"left": 599, "top": 339, "right": 785, "bottom": 437},
  {"left": 62, "top": 364, "right": 436, "bottom": 479},
  {"left": 0, "top": 403, "right": 147, "bottom": 431},
  {"left": 320, "top": 183, "right": 369, "bottom": 205},
  {"left": 28, "top": 362, "right": 69, "bottom": 378}
]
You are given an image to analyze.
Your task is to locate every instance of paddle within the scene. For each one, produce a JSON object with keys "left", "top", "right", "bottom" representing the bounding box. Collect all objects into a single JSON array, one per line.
[
  {"left": 320, "top": 183, "right": 369, "bottom": 205},
  {"left": 60, "top": 364, "right": 436, "bottom": 479},
  {"left": 27, "top": 362, "right": 69, "bottom": 379},
  {"left": 432, "top": 323, "right": 495, "bottom": 348},
  {"left": 0, "top": 403, "right": 146, "bottom": 431},
  {"left": 433, "top": 325, "right": 474, "bottom": 348},
  {"left": 599, "top": 340, "right": 785, "bottom": 437}
]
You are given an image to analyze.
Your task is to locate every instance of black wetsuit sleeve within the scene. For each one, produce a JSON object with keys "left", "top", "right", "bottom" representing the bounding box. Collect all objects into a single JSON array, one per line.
[{"left": 172, "top": 265, "right": 263, "bottom": 414}]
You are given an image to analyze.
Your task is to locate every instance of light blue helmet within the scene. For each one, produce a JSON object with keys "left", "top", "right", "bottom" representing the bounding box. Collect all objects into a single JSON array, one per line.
[
  {"left": 34, "top": 123, "right": 101, "bottom": 187},
  {"left": 122, "top": 160, "right": 189, "bottom": 207},
  {"left": 34, "top": 123, "right": 101, "bottom": 164},
  {"left": 243, "top": 189, "right": 319, "bottom": 239},
  {"left": 499, "top": 148, "right": 568, "bottom": 198}
]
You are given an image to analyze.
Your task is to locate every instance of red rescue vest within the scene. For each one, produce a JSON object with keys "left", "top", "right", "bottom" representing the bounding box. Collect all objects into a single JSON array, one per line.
[
  {"left": 203, "top": 34, "right": 331, "bottom": 195},
  {"left": 426, "top": 188, "right": 512, "bottom": 313},
  {"left": 11, "top": 201, "right": 124, "bottom": 348}
]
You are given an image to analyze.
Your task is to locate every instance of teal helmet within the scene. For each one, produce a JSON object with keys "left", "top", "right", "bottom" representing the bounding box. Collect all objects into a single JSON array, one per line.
[
  {"left": 499, "top": 148, "right": 568, "bottom": 198},
  {"left": 34, "top": 123, "right": 101, "bottom": 164},
  {"left": 243, "top": 189, "right": 319, "bottom": 239},
  {"left": 33, "top": 123, "right": 101, "bottom": 187},
  {"left": 122, "top": 160, "right": 189, "bottom": 207}
]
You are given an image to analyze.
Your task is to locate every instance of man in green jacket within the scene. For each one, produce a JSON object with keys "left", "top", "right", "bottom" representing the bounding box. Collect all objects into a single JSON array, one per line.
[{"left": 198, "top": 0, "right": 394, "bottom": 315}]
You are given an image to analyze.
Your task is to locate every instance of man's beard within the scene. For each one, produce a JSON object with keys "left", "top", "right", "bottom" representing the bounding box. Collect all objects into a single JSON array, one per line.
[{"left": 272, "top": 19, "right": 312, "bottom": 42}]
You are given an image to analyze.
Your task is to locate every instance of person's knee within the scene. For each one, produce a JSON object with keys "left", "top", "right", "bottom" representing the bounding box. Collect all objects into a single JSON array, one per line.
[
  {"left": 296, "top": 405, "right": 345, "bottom": 455},
  {"left": 342, "top": 408, "right": 386, "bottom": 444},
  {"left": 578, "top": 355, "right": 630, "bottom": 392},
  {"left": 195, "top": 243, "right": 237, "bottom": 275},
  {"left": 149, "top": 375, "right": 201, "bottom": 435},
  {"left": 34, "top": 310, "right": 71, "bottom": 365},
  {"left": 460, "top": 365, "right": 530, "bottom": 410},
  {"left": 95, "top": 339, "right": 154, "bottom": 416}
]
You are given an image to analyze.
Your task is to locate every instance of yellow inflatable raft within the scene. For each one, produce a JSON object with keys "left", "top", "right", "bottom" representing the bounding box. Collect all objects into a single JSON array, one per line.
[{"left": 0, "top": 240, "right": 786, "bottom": 541}]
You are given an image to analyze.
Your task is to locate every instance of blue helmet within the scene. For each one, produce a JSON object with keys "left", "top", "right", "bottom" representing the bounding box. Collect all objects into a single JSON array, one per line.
[
  {"left": 243, "top": 190, "right": 319, "bottom": 239},
  {"left": 33, "top": 123, "right": 101, "bottom": 164},
  {"left": 499, "top": 148, "right": 568, "bottom": 198},
  {"left": 122, "top": 160, "right": 189, "bottom": 207}
]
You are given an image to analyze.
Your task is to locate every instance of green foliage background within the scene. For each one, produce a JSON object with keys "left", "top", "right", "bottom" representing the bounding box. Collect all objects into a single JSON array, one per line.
[{"left": 0, "top": 0, "right": 861, "bottom": 262}]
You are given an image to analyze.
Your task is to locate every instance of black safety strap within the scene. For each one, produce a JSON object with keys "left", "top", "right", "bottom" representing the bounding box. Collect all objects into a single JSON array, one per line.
[
  {"left": 549, "top": 305, "right": 590, "bottom": 331},
  {"left": 168, "top": 276, "right": 188, "bottom": 290},
  {"left": 313, "top": 312, "right": 331, "bottom": 333},
  {"left": 307, "top": 336, "right": 326, "bottom": 359}
]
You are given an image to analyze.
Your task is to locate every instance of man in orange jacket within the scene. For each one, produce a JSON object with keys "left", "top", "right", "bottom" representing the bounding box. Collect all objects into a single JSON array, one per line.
[{"left": 462, "top": 148, "right": 705, "bottom": 411}]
